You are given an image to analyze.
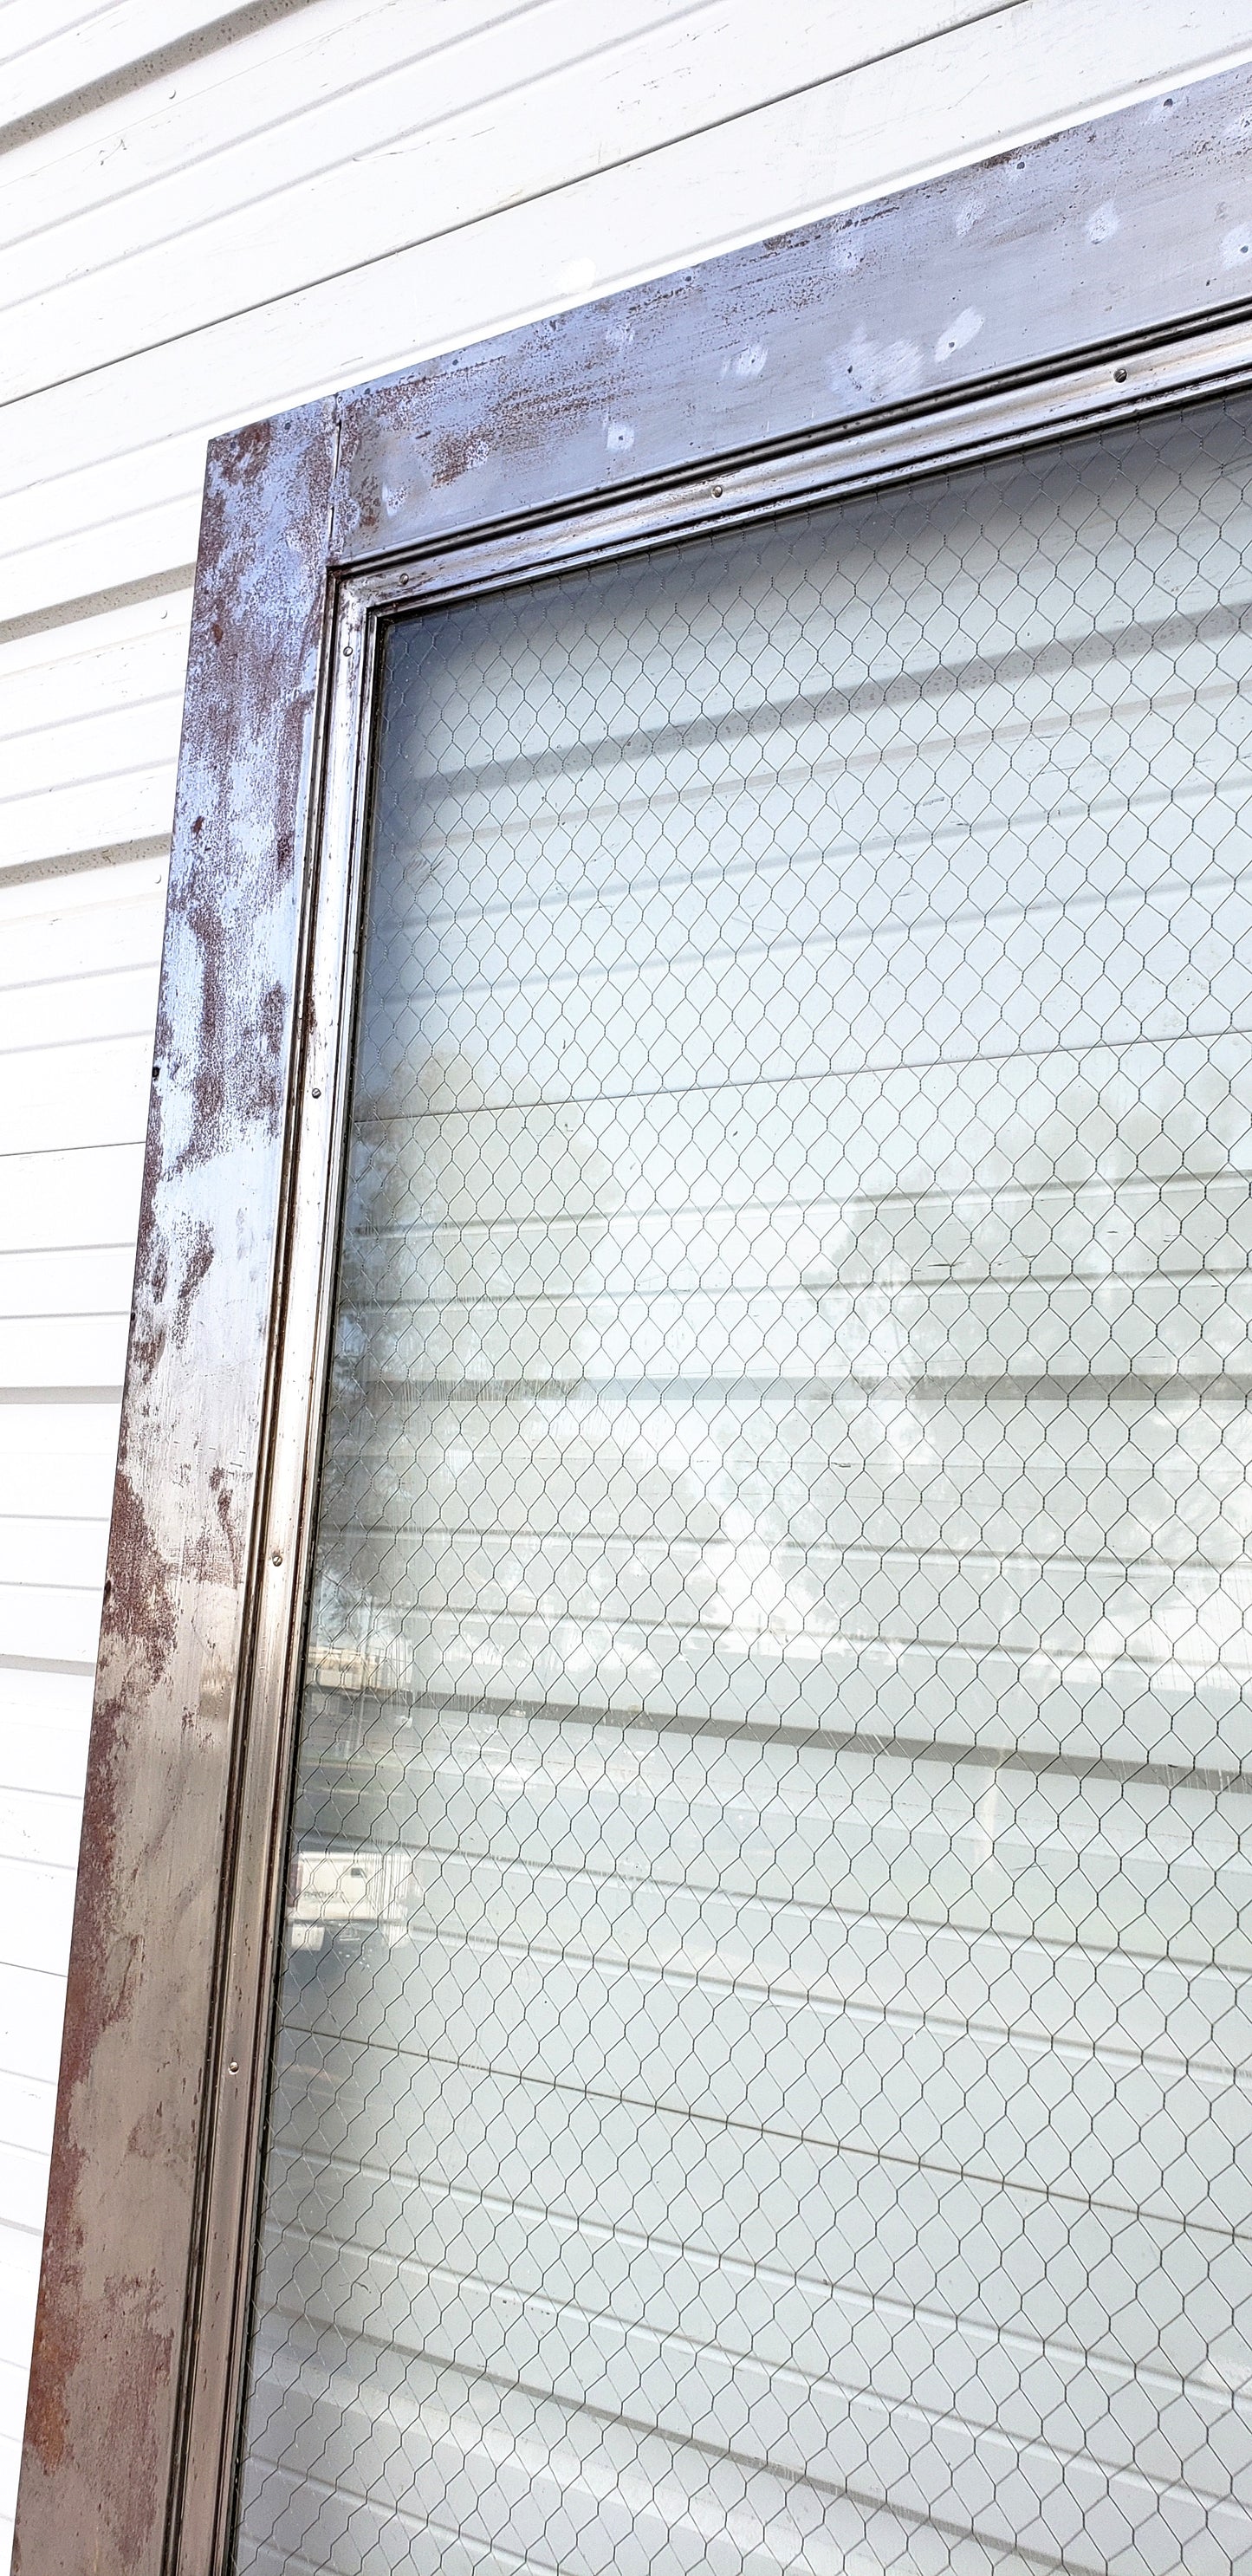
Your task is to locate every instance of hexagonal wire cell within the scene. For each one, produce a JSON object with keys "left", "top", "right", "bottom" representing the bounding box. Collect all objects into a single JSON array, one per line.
[{"left": 234, "top": 393, "right": 1252, "bottom": 2576}]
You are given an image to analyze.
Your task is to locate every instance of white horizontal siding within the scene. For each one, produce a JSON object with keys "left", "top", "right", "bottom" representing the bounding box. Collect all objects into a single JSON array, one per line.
[
  {"left": 3, "top": 2, "right": 1251, "bottom": 2564},
  {"left": 0, "top": 0, "right": 321, "bottom": 131},
  {"left": 0, "top": 0, "right": 1009, "bottom": 403},
  {"left": 4, "top": 0, "right": 1252, "bottom": 622},
  {"left": 0, "top": 594, "right": 188, "bottom": 866}
]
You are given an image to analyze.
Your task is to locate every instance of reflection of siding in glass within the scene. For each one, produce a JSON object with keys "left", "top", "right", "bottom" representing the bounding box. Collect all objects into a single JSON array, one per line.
[{"left": 236, "top": 399, "right": 1252, "bottom": 2576}]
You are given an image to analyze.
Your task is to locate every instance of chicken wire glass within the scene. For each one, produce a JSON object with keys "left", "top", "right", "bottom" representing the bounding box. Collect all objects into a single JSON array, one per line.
[{"left": 234, "top": 397, "right": 1252, "bottom": 2576}]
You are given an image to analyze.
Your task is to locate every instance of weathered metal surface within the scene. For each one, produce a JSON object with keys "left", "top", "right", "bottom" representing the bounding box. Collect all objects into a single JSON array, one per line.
[
  {"left": 334, "top": 63, "right": 1252, "bottom": 569},
  {"left": 14, "top": 51, "right": 1252, "bottom": 2576},
  {"left": 11, "top": 400, "right": 337, "bottom": 2576},
  {"left": 170, "top": 583, "right": 379, "bottom": 2576}
]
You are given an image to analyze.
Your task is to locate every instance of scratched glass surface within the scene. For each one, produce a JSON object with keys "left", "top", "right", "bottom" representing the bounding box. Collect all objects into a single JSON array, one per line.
[{"left": 234, "top": 398, "right": 1252, "bottom": 2576}]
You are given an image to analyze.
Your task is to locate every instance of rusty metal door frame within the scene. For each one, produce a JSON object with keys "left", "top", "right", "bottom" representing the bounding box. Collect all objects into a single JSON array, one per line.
[{"left": 16, "top": 60, "right": 1252, "bottom": 2576}]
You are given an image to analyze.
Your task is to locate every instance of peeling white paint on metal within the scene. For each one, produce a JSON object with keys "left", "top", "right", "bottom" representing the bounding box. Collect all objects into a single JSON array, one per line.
[
  {"left": 934, "top": 303, "right": 984, "bottom": 360},
  {"left": 832, "top": 323, "right": 924, "bottom": 403}
]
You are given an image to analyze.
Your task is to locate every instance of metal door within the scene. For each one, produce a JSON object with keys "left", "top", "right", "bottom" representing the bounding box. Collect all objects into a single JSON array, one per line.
[{"left": 235, "top": 396, "right": 1252, "bottom": 2575}]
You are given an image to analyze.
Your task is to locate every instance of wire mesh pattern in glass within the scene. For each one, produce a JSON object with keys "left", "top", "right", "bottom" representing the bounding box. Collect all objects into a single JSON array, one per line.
[{"left": 236, "top": 399, "right": 1252, "bottom": 2576}]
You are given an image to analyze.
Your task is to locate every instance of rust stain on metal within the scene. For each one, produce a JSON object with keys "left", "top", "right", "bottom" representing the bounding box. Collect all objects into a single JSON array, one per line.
[
  {"left": 16, "top": 1469, "right": 176, "bottom": 2535},
  {"left": 185, "top": 1463, "right": 244, "bottom": 1588},
  {"left": 211, "top": 1463, "right": 243, "bottom": 1584},
  {"left": 427, "top": 425, "right": 494, "bottom": 490},
  {"left": 17, "top": 2134, "right": 84, "bottom": 2491},
  {"left": 168, "top": 899, "right": 292, "bottom": 1175},
  {"left": 172, "top": 1220, "right": 215, "bottom": 1348},
  {"left": 100, "top": 1468, "right": 178, "bottom": 1690},
  {"left": 163, "top": 419, "right": 330, "bottom": 1186},
  {"left": 25, "top": 2269, "right": 174, "bottom": 2572}
]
